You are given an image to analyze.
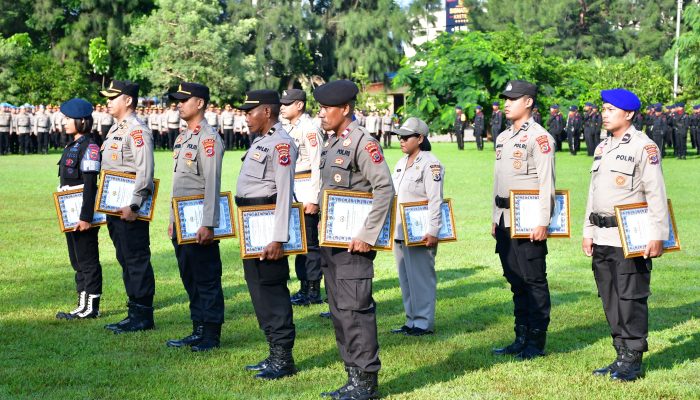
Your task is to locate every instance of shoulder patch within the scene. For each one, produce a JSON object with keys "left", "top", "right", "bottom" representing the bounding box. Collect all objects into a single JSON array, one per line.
[
  {"left": 276, "top": 143, "right": 291, "bottom": 166},
  {"left": 644, "top": 144, "right": 659, "bottom": 165},
  {"left": 364, "top": 141, "right": 384, "bottom": 164},
  {"left": 429, "top": 164, "right": 442, "bottom": 181},
  {"left": 203, "top": 138, "right": 216, "bottom": 157},
  {"left": 87, "top": 143, "right": 100, "bottom": 161},
  {"left": 307, "top": 132, "right": 318, "bottom": 147},
  {"left": 536, "top": 135, "right": 551, "bottom": 154},
  {"left": 130, "top": 130, "right": 144, "bottom": 147}
]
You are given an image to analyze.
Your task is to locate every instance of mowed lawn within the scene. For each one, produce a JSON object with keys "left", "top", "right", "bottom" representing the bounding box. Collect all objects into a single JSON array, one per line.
[{"left": 0, "top": 141, "right": 698, "bottom": 400}]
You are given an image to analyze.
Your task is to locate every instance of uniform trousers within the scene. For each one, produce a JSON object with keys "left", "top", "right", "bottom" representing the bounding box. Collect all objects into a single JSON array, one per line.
[
  {"left": 393, "top": 241, "right": 437, "bottom": 330},
  {"left": 475, "top": 131, "right": 484, "bottom": 150},
  {"left": 223, "top": 129, "right": 234, "bottom": 150},
  {"left": 0, "top": 131, "right": 8, "bottom": 154},
  {"left": 674, "top": 130, "right": 687, "bottom": 157},
  {"left": 321, "top": 247, "right": 381, "bottom": 373},
  {"left": 168, "top": 128, "right": 179, "bottom": 150},
  {"left": 495, "top": 218, "right": 551, "bottom": 331},
  {"left": 106, "top": 216, "right": 155, "bottom": 306},
  {"left": 294, "top": 213, "right": 323, "bottom": 281},
  {"left": 652, "top": 134, "right": 665, "bottom": 158},
  {"left": 65, "top": 228, "right": 102, "bottom": 294},
  {"left": 592, "top": 245, "right": 651, "bottom": 352},
  {"left": 173, "top": 239, "right": 224, "bottom": 324}
]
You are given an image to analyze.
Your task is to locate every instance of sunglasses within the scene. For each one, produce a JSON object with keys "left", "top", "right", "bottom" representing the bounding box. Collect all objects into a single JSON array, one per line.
[{"left": 399, "top": 134, "right": 421, "bottom": 141}]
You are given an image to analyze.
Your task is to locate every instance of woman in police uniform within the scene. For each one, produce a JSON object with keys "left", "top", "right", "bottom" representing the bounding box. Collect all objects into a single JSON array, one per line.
[
  {"left": 55, "top": 98, "right": 103, "bottom": 321},
  {"left": 391, "top": 117, "right": 444, "bottom": 336}
]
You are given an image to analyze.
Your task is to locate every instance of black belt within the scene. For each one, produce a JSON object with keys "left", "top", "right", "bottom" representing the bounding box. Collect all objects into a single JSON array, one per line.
[
  {"left": 494, "top": 196, "right": 510, "bottom": 209},
  {"left": 235, "top": 194, "right": 277, "bottom": 207},
  {"left": 589, "top": 213, "right": 618, "bottom": 228}
]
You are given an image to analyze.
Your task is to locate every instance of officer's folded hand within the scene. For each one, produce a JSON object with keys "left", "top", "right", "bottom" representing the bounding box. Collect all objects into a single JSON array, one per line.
[
  {"left": 491, "top": 223, "right": 497, "bottom": 239},
  {"left": 75, "top": 220, "right": 91, "bottom": 232},
  {"left": 261, "top": 241, "right": 283, "bottom": 260},
  {"left": 644, "top": 240, "right": 664, "bottom": 259},
  {"left": 582, "top": 238, "right": 593, "bottom": 257},
  {"left": 119, "top": 206, "right": 138, "bottom": 222},
  {"left": 348, "top": 238, "right": 371, "bottom": 253},
  {"left": 422, "top": 234, "right": 438, "bottom": 247},
  {"left": 196, "top": 226, "right": 214, "bottom": 246},
  {"left": 530, "top": 226, "right": 548, "bottom": 242},
  {"left": 168, "top": 222, "right": 173, "bottom": 238}
]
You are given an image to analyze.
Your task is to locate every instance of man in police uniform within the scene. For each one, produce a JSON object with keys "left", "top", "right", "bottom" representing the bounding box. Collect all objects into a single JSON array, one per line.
[
  {"left": 490, "top": 101, "right": 504, "bottom": 148},
  {"left": 691, "top": 105, "right": 700, "bottom": 155},
  {"left": 473, "top": 105, "right": 485, "bottom": 151},
  {"left": 147, "top": 105, "right": 161, "bottom": 150},
  {"left": 280, "top": 89, "right": 325, "bottom": 306},
  {"left": 532, "top": 105, "right": 542, "bottom": 125},
  {"left": 564, "top": 105, "right": 582, "bottom": 155},
  {"left": 0, "top": 106, "right": 12, "bottom": 155},
  {"left": 650, "top": 106, "right": 667, "bottom": 157},
  {"left": 491, "top": 80, "right": 556, "bottom": 360},
  {"left": 673, "top": 103, "right": 689, "bottom": 160},
  {"left": 165, "top": 102, "right": 181, "bottom": 150},
  {"left": 592, "top": 104, "right": 604, "bottom": 149},
  {"left": 453, "top": 106, "right": 466, "bottom": 150},
  {"left": 221, "top": 104, "right": 235, "bottom": 150},
  {"left": 34, "top": 106, "right": 52, "bottom": 154},
  {"left": 99, "top": 80, "right": 157, "bottom": 334},
  {"left": 15, "top": 106, "right": 32, "bottom": 155},
  {"left": 237, "top": 90, "right": 298, "bottom": 380},
  {"left": 381, "top": 109, "right": 393, "bottom": 149},
  {"left": 165, "top": 82, "right": 225, "bottom": 352},
  {"left": 315, "top": 80, "right": 394, "bottom": 400},
  {"left": 547, "top": 105, "right": 564, "bottom": 151},
  {"left": 582, "top": 88, "right": 669, "bottom": 382}
]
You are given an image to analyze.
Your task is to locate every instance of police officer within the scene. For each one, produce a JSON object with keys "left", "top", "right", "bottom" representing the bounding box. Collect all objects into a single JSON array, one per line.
[
  {"left": 454, "top": 106, "right": 466, "bottom": 150},
  {"left": 673, "top": 103, "right": 689, "bottom": 160},
  {"left": 381, "top": 110, "right": 393, "bottom": 149},
  {"left": 650, "top": 106, "right": 667, "bottom": 157},
  {"left": 15, "top": 106, "right": 32, "bottom": 155},
  {"left": 592, "top": 104, "right": 604, "bottom": 149},
  {"left": 390, "top": 117, "right": 444, "bottom": 337},
  {"left": 34, "top": 106, "right": 52, "bottom": 154},
  {"left": 165, "top": 102, "right": 181, "bottom": 149},
  {"left": 582, "top": 89, "right": 669, "bottom": 382},
  {"left": 0, "top": 106, "right": 11, "bottom": 155},
  {"left": 490, "top": 101, "right": 504, "bottom": 148},
  {"left": 204, "top": 104, "right": 220, "bottom": 138},
  {"left": 664, "top": 104, "right": 675, "bottom": 151},
  {"left": 315, "top": 80, "right": 394, "bottom": 400},
  {"left": 148, "top": 105, "right": 161, "bottom": 150},
  {"left": 564, "top": 105, "right": 582, "bottom": 155},
  {"left": 691, "top": 105, "right": 700, "bottom": 155},
  {"left": 473, "top": 105, "right": 485, "bottom": 151},
  {"left": 491, "top": 80, "right": 556, "bottom": 360},
  {"left": 55, "top": 98, "right": 103, "bottom": 321},
  {"left": 164, "top": 83, "right": 225, "bottom": 352},
  {"left": 547, "top": 104, "right": 564, "bottom": 151},
  {"left": 280, "top": 89, "right": 325, "bottom": 307},
  {"left": 532, "top": 105, "right": 542, "bottom": 125},
  {"left": 221, "top": 104, "right": 235, "bottom": 150},
  {"left": 99, "top": 80, "right": 157, "bottom": 334},
  {"left": 236, "top": 90, "right": 298, "bottom": 380},
  {"left": 99, "top": 107, "right": 114, "bottom": 144}
]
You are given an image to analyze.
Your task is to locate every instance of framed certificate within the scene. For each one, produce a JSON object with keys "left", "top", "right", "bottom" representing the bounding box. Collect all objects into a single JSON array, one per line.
[
  {"left": 319, "top": 189, "right": 396, "bottom": 251},
  {"left": 172, "top": 192, "right": 236, "bottom": 245},
  {"left": 95, "top": 170, "right": 160, "bottom": 221},
  {"left": 293, "top": 172, "right": 315, "bottom": 204},
  {"left": 509, "top": 190, "right": 571, "bottom": 239},
  {"left": 615, "top": 200, "right": 681, "bottom": 258},
  {"left": 53, "top": 189, "right": 107, "bottom": 232},
  {"left": 237, "top": 203, "right": 307, "bottom": 259},
  {"left": 399, "top": 199, "right": 458, "bottom": 246}
]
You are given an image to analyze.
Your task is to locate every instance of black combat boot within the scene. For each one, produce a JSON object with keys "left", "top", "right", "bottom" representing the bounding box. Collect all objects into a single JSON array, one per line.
[
  {"left": 492, "top": 325, "right": 528, "bottom": 355},
  {"left": 610, "top": 347, "right": 644, "bottom": 382},
  {"left": 290, "top": 280, "right": 309, "bottom": 306},
  {"left": 56, "top": 291, "right": 86, "bottom": 320},
  {"left": 307, "top": 280, "right": 323, "bottom": 304},
  {"left": 166, "top": 321, "right": 204, "bottom": 348},
  {"left": 113, "top": 302, "right": 155, "bottom": 334},
  {"left": 338, "top": 367, "right": 379, "bottom": 400},
  {"left": 593, "top": 345, "right": 622, "bottom": 376},
  {"left": 191, "top": 323, "right": 221, "bottom": 352},
  {"left": 254, "top": 345, "right": 296, "bottom": 380},
  {"left": 245, "top": 337, "right": 272, "bottom": 371},
  {"left": 516, "top": 328, "right": 546, "bottom": 360},
  {"left": 105, "top": 301, "right": 135, "bottom": 331},
  {"left": 321, "top": 367, "right": 353, "bottom": 399},
  {"left": 320, "top": 311, "right": 332, "bottom": 319},
  {"left": 74, "top": 294, "right": 101, "bottom": 319}
]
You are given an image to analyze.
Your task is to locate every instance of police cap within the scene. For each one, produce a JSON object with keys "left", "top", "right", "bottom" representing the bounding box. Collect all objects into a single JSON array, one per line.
[
  {"left": 313, "top": 80, "right": 359, "bottom": 107},
  {"left": 237, "top": 89, "right": 280, "bottom": 111},
  {"left": 168, "top": 82, "right": 210, "bottom": 102},
  {"left": 60, "top": 98, "right": 93, "bottom": 119},
  {"left": 500, "top": 80, "right": 537, "bottom": 99},
  {"left": 100, "top": 80, "right": 139, "bottom": 99},
  {"left": 280, "top": 89, "right": 306, "bottom": 105}
]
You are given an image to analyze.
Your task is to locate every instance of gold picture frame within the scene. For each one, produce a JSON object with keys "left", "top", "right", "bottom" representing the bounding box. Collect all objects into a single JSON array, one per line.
[
  {"left": 614, "top": 199, "right": 681, "bottom": 259},
  {"left": 509, "top": 189, "right": 571, "bottom": 239},
  {"left": 53, "top": 189, "right": 107, "bottom": 232},
  {"left": 95, "top": 170, "right": 160, "bottom": 221},
  {"left": 399, "top": 198, "right": 458, "bottom": 246},
  {"left": 237, "top": 202, "right": 307, "bottom": 259},
  {"left": 172, "top": 192, "right": 236, "bottom": 245}
]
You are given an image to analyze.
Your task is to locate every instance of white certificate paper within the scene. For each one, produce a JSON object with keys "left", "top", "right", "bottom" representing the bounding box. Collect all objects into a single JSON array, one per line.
[
  {"left": 328, "top": 200, "right": 373, "bottom": 238},
  {"left": 104, "top": 179, "right": 134, "bottom": 208}
]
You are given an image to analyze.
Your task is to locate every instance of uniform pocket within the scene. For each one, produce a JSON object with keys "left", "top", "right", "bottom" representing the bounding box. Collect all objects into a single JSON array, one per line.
[
  {"left": 618, "top": 257, "right": 651, "bottom": 300},
  {"left": 244, "top": 154, "right": 267, "bottom": 179},
  {"left": 610, "top": 160, "right": 635, "bottom": 190},
  {"left": 525, "top": 241, "right": 548, "bottom": 260},
  {"left": 335, "top": 279, "right": 374, "bottom": 311},
  {"left": 329, "top": 166, "right": 351, "bottom": 188}
]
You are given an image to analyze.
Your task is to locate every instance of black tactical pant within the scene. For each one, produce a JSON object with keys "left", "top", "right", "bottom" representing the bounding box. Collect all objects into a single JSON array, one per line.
[
  {"left": 382, "top": 131, "right": 392, "bottom": 148},
  {"left": 693, "top": 128, "right": 700, "bottom": 154},
  {"left": 674, "top": 131, "right": 687, "bottom": 157},
  {"left": 168, "top": 128, "right": 179, "bottom": 150},
  {"left": 244, "top": 257, "right": 296, "bottom": 349},
  {"left": 495, "top": 218, "right": 551, "bottom": 331},
  {"left": 566, "top": 129, "right": 577, "bottom": 155},
  {"left": 18, "top": 134, "right": 30, "bottom": 154},
  {"left": 38, "top": 131, "right": 49, "bottom": 153},
  {"left": 9, "top": 133, "right": 18, "bottom": 153},
  {"left": 475, "top": 131, "right": 484, "bottom": 150},
  {"left": 151, "top": 130, "right": 160, "bottom": 149},
  {"left": 321, "top": 247, "right": 381, "bottom": 373},
  {"left": 0, "top": 131, "right": 8, "bottom": 154},
  {"left": 456, "top": 131, "right": 464, "bottom": 150},
  {"left": 592, "top": 245, "right": 651, "bottom": 352},
  {"left": 160, "top": 132, "right": 168, "bottom": 150},
  {"left": 295, "top": 213, "right": 323, "bottom": 281},
  {"left": 653, "top": 135, "right": 665, "bottom": 158},
  {"left": 173, "top": 239, "right": 224, "bottom": 324},
  {"left": 107, "top": 216, "right": 156, "bottom": 306},
  {"left": 223, "top": 129, "right": 234, "bottom": 150},
  {"left": 65, "top": 228, "right": 102, "bottom": 294}
]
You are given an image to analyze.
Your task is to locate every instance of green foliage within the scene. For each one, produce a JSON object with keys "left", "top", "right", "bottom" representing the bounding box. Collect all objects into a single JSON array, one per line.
[
  {"left": 672, "top": 3, "right": 700, "bottom": 102},
  {"left": 352, "top": 66, "right": 390, "bottom": 112},
  {"left": 88, "top": 37, "right": 110, "bottom": 76}
]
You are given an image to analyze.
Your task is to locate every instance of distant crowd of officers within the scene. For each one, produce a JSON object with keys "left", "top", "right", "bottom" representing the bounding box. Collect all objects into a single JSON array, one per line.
[{"left": 453, "top": 100, "right": 700, "bottom": 159}]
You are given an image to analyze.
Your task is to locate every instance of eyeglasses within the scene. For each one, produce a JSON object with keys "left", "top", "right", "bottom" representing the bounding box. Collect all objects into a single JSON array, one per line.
[{"left": 399, "top": 134, "right": 421, "bottom": 141}]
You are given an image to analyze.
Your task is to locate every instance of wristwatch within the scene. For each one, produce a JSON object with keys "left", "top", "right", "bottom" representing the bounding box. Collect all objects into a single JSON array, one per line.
[{"left": 129, "top": 204, "right": 140, "bottom": 213}]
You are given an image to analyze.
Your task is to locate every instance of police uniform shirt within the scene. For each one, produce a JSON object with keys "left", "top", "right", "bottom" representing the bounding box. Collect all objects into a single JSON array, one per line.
[
  {"left": 319, "top": 121, "right": 395, "bottom": 245},
  {"left": 493, "top": 118, "right": 556, "bottom": 227},
  {"left": 473, "top": 113, "right": 484, "bottom": 134},
  {"left": 34, "top": 112, "right": 51, "bottom": 133},
  {"left": 15, "top": 113, "right": 32, "bottom": 134},
  {"left": 285, "top": 113, "right": 324, "bottom": 204},
  {"left": 221, "top": 111, "right": 235, "bottom": 130},
  {"left": 583, "top": 127, "right": 669, "bottom": 247},
  {"left": 204, "top": 110, "right": 219, "bottom": 129},
  {"left": 0, "top": 110, "right": 12, "bottom": 132},
  {"left": 392, "top": 151, "right": 444, "bottom": 240},
  {"left": 165, "top": 109, "right": 180, "bottom": 129},
  {"left": 236, "top": 122, "right": 297, "bottom": 243},
  {"left": 148, "top": 112, "right": 161, "bottom": 131},
  {"left": 171, "top": 120, "right": 224, "bottom": 227},
  {"left": 381, "top": 115, "right": 393, "bottom": 132},
  {"left": 100, "top": 113, "right": 114, "bottom": 130},
  {"left": 58, "top": 135, "right": 101, "bottom": 221},
  {"left": 100, "top": 113, "right": 155, "bottom": 207}
]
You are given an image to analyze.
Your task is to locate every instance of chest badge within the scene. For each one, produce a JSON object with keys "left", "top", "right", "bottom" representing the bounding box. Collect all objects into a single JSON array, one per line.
[
  {"left": 111, "top": 153, "right": 118, "bottom": 160},
  {"left": 343, "top": 138, "right": 352, "bottom": 147},
  {"left": 334, "top": 158, "right": 344, "bottom": 165},
  {"left": 615, "top": 175, "right": 626, "bottom": 186},
  {"left": 513, "top": 160, "right": 522, "bottom": 169},
  {"left": 333, "top": 174, "right": 342, "bottom": 183}
]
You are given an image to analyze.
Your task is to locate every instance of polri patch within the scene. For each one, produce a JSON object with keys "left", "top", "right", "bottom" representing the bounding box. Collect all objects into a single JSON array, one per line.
[
  {"left": 307, "top": 132, "right": 318, "bottom": 147},
  {"left": 130, "top": 130, "right": 144, "bottom": 147},
  {"left": 364, "top": 142, "right": 383, "bottom": 164},
  {"left": 203, "top": 138, "right": 215, "bottom": 157},
  {"left": 276, "top": 143, "right": 291, "bottom": 166},
  {"left": 536, "top": 135, "right": 551, "bottom": 154}
]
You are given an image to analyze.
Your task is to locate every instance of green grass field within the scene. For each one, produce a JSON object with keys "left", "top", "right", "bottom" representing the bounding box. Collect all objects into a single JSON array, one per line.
[{"left": 0, "top": 142, "right": 698, "bottom": 399}]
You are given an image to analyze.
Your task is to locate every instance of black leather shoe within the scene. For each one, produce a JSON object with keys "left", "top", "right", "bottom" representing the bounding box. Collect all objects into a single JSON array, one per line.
[
  {"left": 338, "top": 367, "right": 379, "bottom": 400},
  {"left": 404, "top": 327, "right": 433, "bottom": 336},
  {"left": 245, "top": 357, "right": 270, "bottom": 371},
  {"left": 167, "top": 322, "right": 204, "bottom": 348},
  {"left": 191, "top": 323, "right": 221, "bottom": 352},
  {"left": 320, "top": 311, "right": 332, "bottom": 319},
  {"left": 254, "top": 345, "right": 296, "bottom": 380},
  {"left": 493, "top": 325, "right": 527, "bottom": 355},
  {"left": 610, "top": 348, "right": 644, "bottom": 382},
  {"left": 113, "top": 303, "right": 155, "bottom": 334},
  {"left": 390, "top": 325, "right": 411, "bottom": 334},
  {"left": 593, "top": 345, "right": 622, "bottom": 376},
  {"left": 105, "top": 301, "right": 135, "bottom": 331},
  {"left": 516, "top": 329, "right": 546, "bottom": 360}
]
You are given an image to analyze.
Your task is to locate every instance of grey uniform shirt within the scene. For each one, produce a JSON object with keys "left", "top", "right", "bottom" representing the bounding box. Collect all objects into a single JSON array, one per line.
[
  {"left": 285, "top": 113, "right": 324, "bottom": 205},
  {"left": 204, "top": 111, "right": 219, "bottom": 130},
  {"left": 583, "top": 127, "right": 669, "bottom": 247},
  {"left": 100, "top": 112, "right": 155, "bottom": 207},
  {"left": 392, "top": 151, "right": 444, "bottom": 240},
  {"left": 165, "top": 109, "right": 180, "bottom": 129},
  {"left": 319, "top": 121, "right": 395, "bottom": 245},
  {"left": 493, "top": 118, "right": 556, "bottom": 227},
  {"left": 236, "top": 122, "right": 297, "bottom": 243},
  {"left": 221, "top": 111, "right": 235, "bottom": 129},
  {"left": 34, "top": 112, "right": 51, "bottom": 133},
  {"left": 0, "top": 111, "right": 12, "bottom": 132},
  {"left": 171, "top": 119, "right": 224, "bottom": 227},
  {"left": 15, "top": 114, "right": 32, "bottom": 134}
]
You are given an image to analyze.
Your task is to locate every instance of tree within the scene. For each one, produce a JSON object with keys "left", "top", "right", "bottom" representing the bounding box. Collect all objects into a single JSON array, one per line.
[
  {"left": 670, "top": 2, "right": 700, "bottom": 101},
  {"left": 88, "top": 37, "right": 110, "bottom": 89}
]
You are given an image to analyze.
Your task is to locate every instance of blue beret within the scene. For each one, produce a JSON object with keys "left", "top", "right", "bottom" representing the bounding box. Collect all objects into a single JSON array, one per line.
[
  {"left": 492, "top": 101, "right": 500, "bottom": 106},
  {"left": 313, "top": 80, "right": 359, "bottom": 106},
  {"left": 475, "top": 105, "right": 482, "bottom": 110},
  {"left": 666, "top": 105, "right": 673, "bottom": 110},
  {"left": 600, "top": 88, "right": 641, "bottom": 111},
  {"left": 677, "top": 102, "right": 685, "bottom": 107},
  {"left": 550, "top": 104, "right": 559, "bottom": 109},
  {"left": 60, "top": 98, "right": 93, "bottom": 119},
  {"left": 694, "top": 105, "right": 700, "bottom": 110},
  {"left": 569, "top": 105, "right": 578, "bottom": 111},
  {"left": 655, "top": 106, "right": 662, "bottom": 112},
  {"left": 584, "top": 102, "right": 593, "bottom": 107}
]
